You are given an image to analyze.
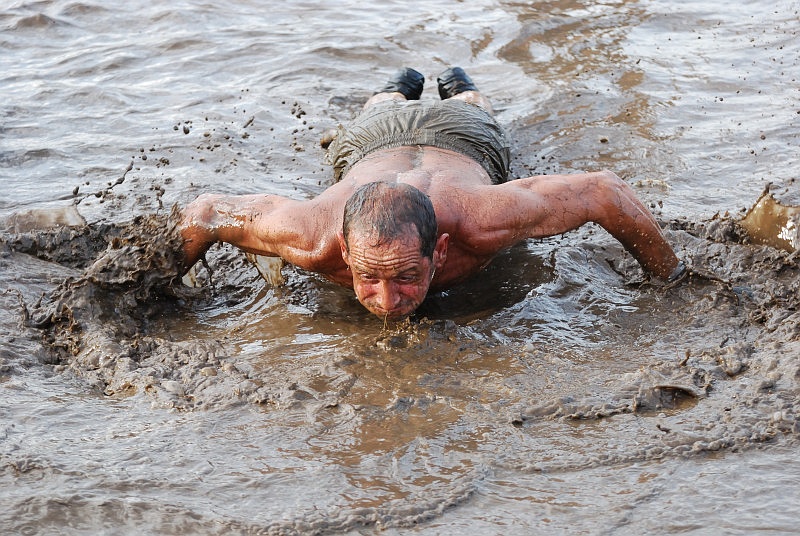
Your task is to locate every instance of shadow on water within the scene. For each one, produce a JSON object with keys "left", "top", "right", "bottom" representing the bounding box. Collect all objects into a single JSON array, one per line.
[{"left": 417, "top": 242, "right": 553, "bottom": 323}]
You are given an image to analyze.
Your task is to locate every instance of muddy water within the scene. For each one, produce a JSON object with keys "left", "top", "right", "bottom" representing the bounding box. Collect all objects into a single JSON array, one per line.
[{"left": 2, "top": 0, "right": 799, "bottom": 534}]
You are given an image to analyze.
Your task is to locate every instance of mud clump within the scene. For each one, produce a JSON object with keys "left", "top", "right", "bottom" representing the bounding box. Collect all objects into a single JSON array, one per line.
[
  {"left": 10, "top": 206, "right": 354, "bottom": 411},
  {"left": 740, "top": 186, "right": 800, "bottom": 252},
  {"left": 17, "top": 207, "right": 240, "bottom": 409}
]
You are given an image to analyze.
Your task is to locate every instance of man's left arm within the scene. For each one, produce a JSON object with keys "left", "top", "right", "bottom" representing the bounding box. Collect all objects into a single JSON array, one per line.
[{"left": 470, "top": 171, "right": 683, "bottom": 280}]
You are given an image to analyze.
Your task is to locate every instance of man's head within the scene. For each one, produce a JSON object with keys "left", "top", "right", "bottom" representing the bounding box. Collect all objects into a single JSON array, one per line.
[{"left": 338, "top": 182, "right": 448, "bottom": 320}]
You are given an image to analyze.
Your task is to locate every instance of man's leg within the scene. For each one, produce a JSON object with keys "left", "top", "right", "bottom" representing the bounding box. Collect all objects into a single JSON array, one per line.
[
  {"left": 363, "top": 67, "right": 425, "bottom": 108},
  {"left": 322, "top": 68, "right": 424, "bottom": 151},
  {"left": 437, "top": 67, "right": 494, "bottom": 113}
]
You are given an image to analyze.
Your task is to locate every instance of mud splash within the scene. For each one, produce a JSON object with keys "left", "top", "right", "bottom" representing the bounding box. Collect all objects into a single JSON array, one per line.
[
  {"left": 740, "top": 185, "right": 800, "bottom": 252},
  {"left": 5, "top": 206, "right": 359, "bottom": 413},
  {"left": 13, "top": 207, "right": 209, "bottom": 404}
]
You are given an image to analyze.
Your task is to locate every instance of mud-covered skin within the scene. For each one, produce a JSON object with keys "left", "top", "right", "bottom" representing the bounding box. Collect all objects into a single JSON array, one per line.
[{"left": 180, "top": 85, "right": 680, "bottom": 321}]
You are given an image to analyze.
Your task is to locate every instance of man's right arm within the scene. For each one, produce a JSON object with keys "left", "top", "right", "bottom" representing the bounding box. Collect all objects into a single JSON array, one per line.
[{"left": 179, "top": 193, "right": 336, "bottom": 273}]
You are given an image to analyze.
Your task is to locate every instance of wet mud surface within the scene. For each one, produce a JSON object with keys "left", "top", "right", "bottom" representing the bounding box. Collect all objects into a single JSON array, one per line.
[{"left": 2, "top": 191, "right": 798, "bottom": 532}]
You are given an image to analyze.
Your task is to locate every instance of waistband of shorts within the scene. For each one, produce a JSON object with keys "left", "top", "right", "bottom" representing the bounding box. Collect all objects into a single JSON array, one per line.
[{"left": 349, "top": 129, "right": 493, "bottom": 176}]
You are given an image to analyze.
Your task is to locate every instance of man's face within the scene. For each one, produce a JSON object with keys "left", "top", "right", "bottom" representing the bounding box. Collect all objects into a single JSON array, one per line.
[{"left": 339, "top": 229, "right": 448, "bottom": 320}]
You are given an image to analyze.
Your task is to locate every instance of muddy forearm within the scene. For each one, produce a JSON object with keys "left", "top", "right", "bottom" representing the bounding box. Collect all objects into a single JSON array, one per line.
[
  {"left": 612, "top": 221, "right": 681, "bottom": 279},
  {"left": 178, "top": 193, "right": 305, "bottom": 273},
  {"left": 595, "top": 174, "right": 681, "bottom": 279}
]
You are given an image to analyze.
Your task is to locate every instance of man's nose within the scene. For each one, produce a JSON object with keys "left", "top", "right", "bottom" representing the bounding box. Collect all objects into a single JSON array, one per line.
[{"left": 377, "top": 281, "right": 400, "bottom": 310}]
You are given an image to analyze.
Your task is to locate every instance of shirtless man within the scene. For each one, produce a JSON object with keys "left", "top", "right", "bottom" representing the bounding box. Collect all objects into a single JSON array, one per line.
[{"left": 180, "top": 67, "right": 684, "bottom": 320}]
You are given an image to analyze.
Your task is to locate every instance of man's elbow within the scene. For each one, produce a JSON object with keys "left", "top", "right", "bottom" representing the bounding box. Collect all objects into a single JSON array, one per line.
[
  {"left": 595, "top": 170, "right": 626, "bottom": 193},
  {"left": 583, "top": 170, "right": 630, "bottom": 222}
]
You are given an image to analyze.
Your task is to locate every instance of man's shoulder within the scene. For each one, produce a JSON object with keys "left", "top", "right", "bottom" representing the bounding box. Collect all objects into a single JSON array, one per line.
[{"left": 432, "top": 180, "right": 529, "bottom": 252}]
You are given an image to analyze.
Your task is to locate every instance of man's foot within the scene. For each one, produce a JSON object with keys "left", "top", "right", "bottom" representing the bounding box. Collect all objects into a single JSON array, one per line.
[
  {"left": 437, "top": 67, "right": 478, "bottom": 100},
  {"left": 375, "top": 67, "right": 425, "bottom": 100}
]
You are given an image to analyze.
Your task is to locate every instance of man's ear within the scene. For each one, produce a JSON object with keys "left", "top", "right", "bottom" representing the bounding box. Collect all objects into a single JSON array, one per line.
[
  {"left": 433, "top": 233, "right": 449, "bottom": 270},
  {"left": 337, "top": 231, "right": 350, "bottom": 265}
]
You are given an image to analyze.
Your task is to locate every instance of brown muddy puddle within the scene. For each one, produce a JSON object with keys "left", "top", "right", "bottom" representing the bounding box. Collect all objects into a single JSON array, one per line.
[{"left": 2, "top": 186, "right": 798, "bottom": 533}]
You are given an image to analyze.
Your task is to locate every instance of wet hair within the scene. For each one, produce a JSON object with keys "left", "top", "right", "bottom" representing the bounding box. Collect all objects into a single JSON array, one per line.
[{"left": 342, "top": 182, "right": 437, "bottom": 258}]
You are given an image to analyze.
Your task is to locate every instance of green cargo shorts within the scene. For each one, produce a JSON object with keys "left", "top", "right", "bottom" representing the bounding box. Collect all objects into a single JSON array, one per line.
[{"left": 326, "top": 99, "right": 510, "bottom": 184}]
